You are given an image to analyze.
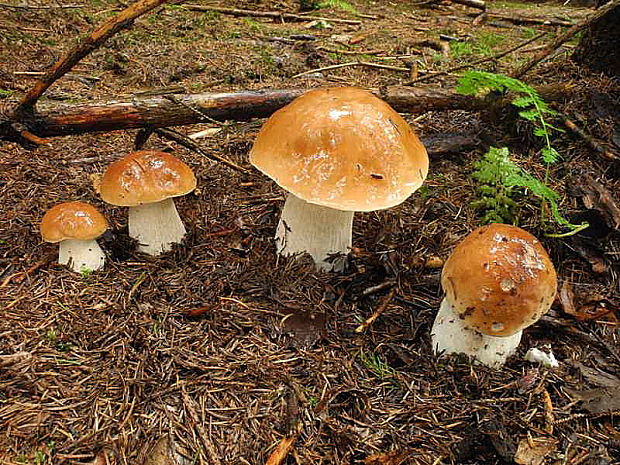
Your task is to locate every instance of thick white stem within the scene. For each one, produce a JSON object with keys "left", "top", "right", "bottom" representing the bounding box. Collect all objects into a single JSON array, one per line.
[
  {"left": 128, "top": 198, "right": 186, "bottom": 256},
  {"left": 58, "top": 239, "right": 105, "bottom": 273},
  {"left": 275, "top": 193, "right": 354, "bottom": 272},
  {"left": 431, "top": 297, "right": 522, "bottom": 368}
]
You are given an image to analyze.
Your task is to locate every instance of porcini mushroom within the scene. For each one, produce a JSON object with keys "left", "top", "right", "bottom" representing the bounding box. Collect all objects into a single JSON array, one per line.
[
  {"left": 431, "top": 223, "right": 558, "bottom": 368},
  {"left": 40, "top": 201, "right": 108, "bottom": 273},
  {"left": 250, "top": 87, "right": 428, "bottom": 271},
  {"left": 99, "top": 150, "right": 196, "bottom": 255}
]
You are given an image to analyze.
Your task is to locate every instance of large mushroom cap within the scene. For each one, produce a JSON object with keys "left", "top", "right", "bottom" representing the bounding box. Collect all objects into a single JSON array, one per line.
[
  {"left": 441, "top": 223, "right": 557, "bottom": 337},
  {"left": 40, "top": 201, "right": 108, "bottom": 243},
  {"left": 100, "top": 151, "right": 196, "bottom": 207},
  {"left": 249, "top": 87, "right": 429, "bottom": 212}
]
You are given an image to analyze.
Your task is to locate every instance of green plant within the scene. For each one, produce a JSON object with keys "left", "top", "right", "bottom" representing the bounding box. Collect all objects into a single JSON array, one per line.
[
  {"left": 243, "top": 17, "right": 262, "bottom": 31},
  {"left": 318, "top": 0, "right": 358, "bottom": 14},
  {"left": 34, "top": 450, "right": 45, "bottom": 465},
  {"left": 471, "top": 147, "right": 518, "bottom": 224},
  {"left": 450, "top": 41, "right": 473, "bottom": 58},
  {"left": 457, "top": 70, "right": 562, "bottom": 164},
  {"left": 472, "top": 147, "right": 587, "bottom": 234},
  {"left": 79, "top": 266, "right": 93, "bottom": 279},
  {"left": 359, "top": 349, "right": 395, "bottom": 380},
  {"left": 457, "top": 71, "right": 588, "bottom": 235},
  {"left": 46, "top": 328, "right": 57, "bottom": 342}
]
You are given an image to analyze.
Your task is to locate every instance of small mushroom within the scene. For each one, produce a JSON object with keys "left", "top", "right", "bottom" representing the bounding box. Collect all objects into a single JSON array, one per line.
[
  {"left": 250, "top": 87, "right": 429, "bottom": 271},
  {"left": 431, "top": 223, "right": 558, "bottom": 368},
  {"left": 40, "top": 201, "right": 108, "bottom": 273},
  {"left": 99, "top": 150, "right": 196, "bottom": 256}
]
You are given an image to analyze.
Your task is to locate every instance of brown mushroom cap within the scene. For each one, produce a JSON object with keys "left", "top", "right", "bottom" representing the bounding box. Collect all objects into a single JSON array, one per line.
[
  {"left": 249, "top": 87, "right": 428, "bottom": 212},
  {"left": 40, "top": 201, "right": 108, "bottom": 243},
  {"left": 441, "top": 224, "right": 557, "bottom": 337},
  {"left": 99, "top": 151, "right": 196, "bottom": 207}
]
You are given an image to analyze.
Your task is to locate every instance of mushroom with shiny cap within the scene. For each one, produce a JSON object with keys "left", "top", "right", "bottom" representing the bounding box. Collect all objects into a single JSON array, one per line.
[
  {"left": 40, "top": 201, "right": 108, "bottom": 273},
  {"left": 431, "top": 223, "right": 558, "bottom": 368},
  {"left": 250, "top": 87, "right": 429, "bottom": 271},
  {"left": 99, "top": 150, "right": 196, "bottom": 255}
]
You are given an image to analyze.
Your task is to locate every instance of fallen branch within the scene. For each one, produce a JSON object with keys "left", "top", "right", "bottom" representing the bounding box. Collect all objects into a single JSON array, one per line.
[
  {"left": 562, "top": 116, "right": 618, "bottom": 162},
  {"left": 292, "top": 61, "right": 411, "bottom": 78},
  {"left": 0, "top": 85, "right": 569, "bottom": 142},
  {"left": 448, "top": 0, "right": 486, "bottom": 10},
  {"left": 0, "top": 2, "right": 82, "bottom": 8},
  {"left": 512, "top": 0, "right": 620, "bottom": 78},
  {"left": 355, "top": 287, "right": 397, "bottom": 333},
  {"left": 470, "top": 12, "right": 574, "bottom": 27},
  {"left": 154, "top": 128, "right": 248, "bottom": 173},
  {"left": 15, "top": 0, "right": 169, "bottom": 113},
  {"left": 184, "top": 5, "right": 362, "bottom": 25}
]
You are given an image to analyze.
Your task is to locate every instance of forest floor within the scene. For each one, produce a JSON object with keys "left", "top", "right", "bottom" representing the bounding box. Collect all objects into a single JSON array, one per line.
[{"left": 0, "top": 0, "right": 619, "bottom": 464}]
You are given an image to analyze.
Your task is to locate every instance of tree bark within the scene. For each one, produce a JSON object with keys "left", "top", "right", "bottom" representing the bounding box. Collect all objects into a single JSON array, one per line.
[{"left": 573, "top": 1, "right": 620, "bottom": 76}]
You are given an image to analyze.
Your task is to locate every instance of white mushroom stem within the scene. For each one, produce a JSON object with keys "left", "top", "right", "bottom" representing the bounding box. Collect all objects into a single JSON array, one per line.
[
  {"left": 58, "top": 239, "right": 105, "bottom": 273},
  {"left": 275, "top": 193, "right": 354, "bottom": 272},
  {"left": 128, "top": 198, "right": 186, "bottom": 256},
  {"left": 431, "top": 297, "right": 522, "bottom": 368}
]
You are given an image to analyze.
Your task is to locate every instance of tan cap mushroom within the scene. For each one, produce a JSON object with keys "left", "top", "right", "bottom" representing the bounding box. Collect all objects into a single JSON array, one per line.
[
  {"left": 442, "top": 223, "right": 557, "bottom": 337},
  {"left": 41, "top": 201, "right": 108, "bottom": 243},
  {"left": 40, "top": 201, "right": 108, "bottom": 272},
  {"left": 100, "top": 150, "right": 196, "bottom": 207},
  {"left": 249, "top": 87, "right": 429, "bottom": 271},
  {"left": 431, "top": 223, "right": 558, "bottom": 368},
  {"left": 250, "top": 87, "right": 428, "bottom": 212},
  {"left": 100, "top": 151, "right": 196, "bottom": 256}
]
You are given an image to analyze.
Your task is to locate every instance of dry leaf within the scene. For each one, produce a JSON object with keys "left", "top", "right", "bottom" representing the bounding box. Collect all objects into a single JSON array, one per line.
[
  {"left": 514, "top": 438, "right": 556, "bottom": 465},
  {"left": 566, "top": 386, "right": 620, "bottom": 414},
  {"left": 143, "top": 435, "right": 178, "bottom": 465}
]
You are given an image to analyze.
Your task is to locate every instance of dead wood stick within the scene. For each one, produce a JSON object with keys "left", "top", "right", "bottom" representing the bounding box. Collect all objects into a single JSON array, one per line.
[
  {"left": 408, "top": 30, "right": 546, "bottom": 84},
  {"left": 469, "top": 12, "right": 574, "bottom": 26},
  {"left": 154, "top": 128, "right": 248, "bottom": 173},
  {"left": 0, "top": 85, "right": 569, "bottom": 143},
  {"left": 15, "top": 0, "right": 169, "bottom": 113},
  {"left": 562, "top": 116, "right": 618, "bottom": 162},
  {"left": 0, "top": 2, "right": 82, "bottom": 8},
  {"left": 184, "top": 5, "right": 362, "bottom": 25},
  {"left": 448, "top": 0, "right": 486, "bottom": 10},
  {"left": 355, "top": 287, "right": 397, "bottom": 333},
  {"left": 181, "top": 389, "right": 222, "bottom": 465},
  {"left": 512, "top": 0, "right": 620, "bottom": 78},
  {"left": 1, "top": 87, "right": 492, "bottom": 141},
  {"left": 292, "top": 61, "right": 412, "bottom": 78}
]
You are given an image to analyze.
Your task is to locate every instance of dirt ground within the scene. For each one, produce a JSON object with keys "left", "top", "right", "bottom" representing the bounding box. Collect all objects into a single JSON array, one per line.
[{"left": 0, "top": 0, "right": 619, "bottom": 464}]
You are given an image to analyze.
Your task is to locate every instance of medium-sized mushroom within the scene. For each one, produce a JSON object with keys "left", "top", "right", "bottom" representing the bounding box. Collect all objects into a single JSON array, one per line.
[
  {"left": 99, "top": 150, "right": 196, "bottom": 255},
  {"left": 431, "top": 223, "right": 557, "bottom": 368},
  {"left": 250, "top": 87, "right": 428, "bottom": 271},
  {"left": 40, "top": 201, "right": 108, "bottom": 273}
]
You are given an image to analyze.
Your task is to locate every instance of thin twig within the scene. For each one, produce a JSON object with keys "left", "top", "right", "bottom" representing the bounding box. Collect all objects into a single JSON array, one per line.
[
  {"left": 15, "top": 0, "right": 169, "bottom": 112},
  {"left": 292, "top": 61, "right": 420, "bottom": 78},
  {"left": 154, "top": 128, "right": 248, "bottom": 174},
  {"left": 181, "top": 388, "right": 222, "bottom": 465},
  {"left": 0, "top": 2, "right": 82, "bottom": 8},
  {"left": 512, "top": 0, "right": 619, "bottom": 78},
  {"left": 355, "top": 287, "right": 397, "bottom": 333},
  {"left": 562, "top": 116, "right": 618, "bottom": 162},
  {"left": 184, "top": 5, "right": 363, "bottom": 25},
  {"left": 408, "top": 31, "right": 546, "bottom": 84},
  {"left": 471, "top": 12, "right": 574, "bottom": 27},
  {"left": 318, "top": 47, "right": 385, "bottom": 56}
]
